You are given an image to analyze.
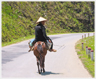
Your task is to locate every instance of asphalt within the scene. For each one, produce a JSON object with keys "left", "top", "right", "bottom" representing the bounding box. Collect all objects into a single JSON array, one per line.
[{"left": 2, "top": 33, "right": 93, "bottom": 78}]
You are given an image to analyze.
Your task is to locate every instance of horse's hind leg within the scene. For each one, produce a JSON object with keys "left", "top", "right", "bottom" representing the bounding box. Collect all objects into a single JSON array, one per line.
[
  {"left": 43, "top": 68, "right": 45, "bottom": 73},
  {"left": 43, "top": 56, "right": 45, "bottom": 73},
  {"left": 37, "top": 58, "right": 41, "bottom": 74}
]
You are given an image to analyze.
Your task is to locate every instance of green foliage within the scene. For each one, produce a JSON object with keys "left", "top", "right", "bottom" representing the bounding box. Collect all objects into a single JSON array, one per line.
[{"left": 2, "top": 2, "right": 94, "bottom": 43}]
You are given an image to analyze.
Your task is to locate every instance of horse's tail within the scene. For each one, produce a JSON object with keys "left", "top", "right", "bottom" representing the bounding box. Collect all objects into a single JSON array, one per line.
[{"left": 37, "top": 44, "right": 44, "bottom": 68}]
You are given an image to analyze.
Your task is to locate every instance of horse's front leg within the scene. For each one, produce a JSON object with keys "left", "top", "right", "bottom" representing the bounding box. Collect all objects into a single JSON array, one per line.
[{"left": 37, "top": 58, "right": 41, "bottom": 74}]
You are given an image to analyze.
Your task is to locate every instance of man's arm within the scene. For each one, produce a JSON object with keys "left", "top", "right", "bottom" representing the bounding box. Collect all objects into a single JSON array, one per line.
[{"left": 42, "top": 26, "right": 49, "bottom": 40}]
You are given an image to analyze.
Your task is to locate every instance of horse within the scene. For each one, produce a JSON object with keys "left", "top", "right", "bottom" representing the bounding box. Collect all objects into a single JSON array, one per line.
[{"left": 33, "top": 41, "right": 47, "bottom": 74}]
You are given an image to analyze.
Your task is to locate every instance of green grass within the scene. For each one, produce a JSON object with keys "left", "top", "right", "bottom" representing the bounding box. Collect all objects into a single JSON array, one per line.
[
  {"left": 2, "top": 2, "right": 94, "bottom": 43},
  {"left": 75, "top": 36, "right": 95, "bottom": 77},
  {"left": 2, "top": 35, "right": 35, "bottom": 47}
]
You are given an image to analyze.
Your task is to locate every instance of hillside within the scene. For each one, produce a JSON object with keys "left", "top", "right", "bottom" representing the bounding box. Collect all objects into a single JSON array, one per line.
[{"left": 2, "top": 2, "right": 94, "bottom": 43}]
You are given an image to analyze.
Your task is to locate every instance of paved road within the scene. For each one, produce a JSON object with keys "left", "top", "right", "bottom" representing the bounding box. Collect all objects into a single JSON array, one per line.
[{"left": 2, "top": 33, "right": 93, "bottom": 78}]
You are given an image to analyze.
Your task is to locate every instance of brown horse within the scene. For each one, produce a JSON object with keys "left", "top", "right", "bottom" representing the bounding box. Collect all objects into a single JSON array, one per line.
[{"left": 33, "top": 41, "right": 47, "bottom": 74}]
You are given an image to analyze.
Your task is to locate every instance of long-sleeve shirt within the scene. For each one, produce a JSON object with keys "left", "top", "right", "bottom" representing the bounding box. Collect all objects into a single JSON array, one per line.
[{"left": 35, "top": 23, "right": 49, "bottom": 42}]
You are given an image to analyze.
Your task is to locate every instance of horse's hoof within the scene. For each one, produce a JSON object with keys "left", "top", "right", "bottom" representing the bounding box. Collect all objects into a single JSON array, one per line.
[
  {"left": 43, "top": 71, "right": 45, "bottom": 73},
  {"left": 39, "top": 72, "right": 41, "bottom": 74},
  {"left": 43, "top": 69, "right": 45, "bottom": 73},
  {"left": 41, "top": 69, "right": 42, "bottom": 73}
]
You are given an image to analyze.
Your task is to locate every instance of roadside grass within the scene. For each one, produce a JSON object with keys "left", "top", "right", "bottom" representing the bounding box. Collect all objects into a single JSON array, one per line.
[
  {"left": 2, "top": 32, "right": 93, "bottom": 47},
  {"left": 2, "top": 35, "right": 35, "bottom": 47},
  {"left": 75, "top": 36, "right": 95, "bottom": 77}
]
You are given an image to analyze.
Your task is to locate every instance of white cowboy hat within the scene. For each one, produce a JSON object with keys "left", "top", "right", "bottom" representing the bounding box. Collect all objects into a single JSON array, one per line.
[{"left": 36, "top": 17, "right": 47, "bottom": 23}]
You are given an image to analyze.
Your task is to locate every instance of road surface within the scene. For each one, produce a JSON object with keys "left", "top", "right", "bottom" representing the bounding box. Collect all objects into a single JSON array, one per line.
[{"left": 2, "top": 33, "right": 93, "bottom": 78}]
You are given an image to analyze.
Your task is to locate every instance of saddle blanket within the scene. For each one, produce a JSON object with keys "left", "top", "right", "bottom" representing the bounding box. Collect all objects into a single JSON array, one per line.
[{"left": 29, "top": 39, "right": 52, "bottom": 50}]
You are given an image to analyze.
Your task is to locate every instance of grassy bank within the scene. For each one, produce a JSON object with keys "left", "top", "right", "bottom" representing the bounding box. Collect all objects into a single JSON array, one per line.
[
  {"left": 75, "top": 36, "right": 95, "bottom": 77},
  {"left": 2, "top": 2, "right": 94, "bottom": 43},
  {"left": 2, "top": 35, "right": 35, "bottom": 47}
]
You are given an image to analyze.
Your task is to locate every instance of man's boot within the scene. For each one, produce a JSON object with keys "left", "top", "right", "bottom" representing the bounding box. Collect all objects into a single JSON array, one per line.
[{"left": 49, "top": 49, "right": 57, "bottom": 52}]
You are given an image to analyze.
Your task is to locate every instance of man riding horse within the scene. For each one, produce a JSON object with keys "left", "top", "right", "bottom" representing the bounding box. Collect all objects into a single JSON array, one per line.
[{"left": 28, "top": 17, "right": 56, "bottom": 52}]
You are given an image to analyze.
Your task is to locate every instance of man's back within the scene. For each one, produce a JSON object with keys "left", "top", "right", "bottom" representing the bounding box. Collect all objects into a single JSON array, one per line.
[{"left": 35, "top": 24, "right": 46, "bottom": 41}]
